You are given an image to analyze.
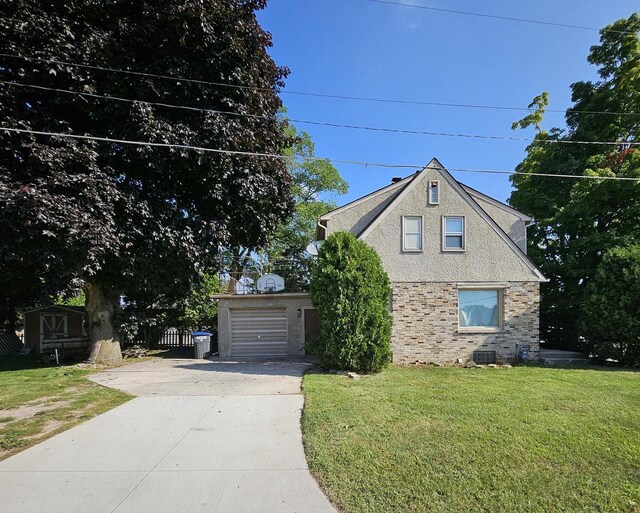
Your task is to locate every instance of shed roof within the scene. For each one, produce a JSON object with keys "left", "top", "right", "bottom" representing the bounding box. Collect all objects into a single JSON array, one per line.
[{"left": 23, "top": 305, "right": 86, "bottom": 315}]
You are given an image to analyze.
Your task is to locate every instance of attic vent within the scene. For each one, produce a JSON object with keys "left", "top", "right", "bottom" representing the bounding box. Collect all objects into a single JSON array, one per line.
[
  {"left": 391, "top": 177, "right": 402, "bottom": 183},
  {"left": 428, "top": 180, "right": 440, "bottom": 205}
]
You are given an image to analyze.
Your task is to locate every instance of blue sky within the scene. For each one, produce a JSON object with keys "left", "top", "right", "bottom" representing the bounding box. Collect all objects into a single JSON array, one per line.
[{"left": 257, "top": 0, "right": 636, "bottom": 205}]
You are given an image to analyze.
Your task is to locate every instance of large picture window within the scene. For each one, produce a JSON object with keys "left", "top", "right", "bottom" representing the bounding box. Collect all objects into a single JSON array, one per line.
[
  {"left": 402, "top": 216, "right": 423, "bottom": 251},
  {"left": 458, "top": 289, "right": 501, "bottom": 329}
]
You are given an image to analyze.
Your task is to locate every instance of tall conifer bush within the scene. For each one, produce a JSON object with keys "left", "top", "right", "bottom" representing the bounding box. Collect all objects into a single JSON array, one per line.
[{"left": 310, "top": 231, "right": 392, "bottom": 372}]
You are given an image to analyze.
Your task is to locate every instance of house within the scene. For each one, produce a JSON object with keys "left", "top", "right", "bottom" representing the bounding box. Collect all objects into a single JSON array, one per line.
[
  {"left": 316, "top": 158, "right": 546, "bottom": 364},
  {"left": 214, "top": 158, "right": 544, "bottom": 363},
  {"left": 22, "top": 305, "right": 90, "bottom": 355}
]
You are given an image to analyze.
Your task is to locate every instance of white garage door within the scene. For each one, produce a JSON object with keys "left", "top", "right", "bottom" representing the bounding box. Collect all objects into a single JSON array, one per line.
[{"left": 230, "top": 308, "right": 288, "bottom": 357}]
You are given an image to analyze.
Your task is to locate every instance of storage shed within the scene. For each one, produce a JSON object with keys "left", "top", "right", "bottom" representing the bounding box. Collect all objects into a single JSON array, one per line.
[
  {"left": 214, "top": 293, "right": 319, "bottom": 358},
  {"left": 23, "top": 305, "right": 90, "bottom": 355}
]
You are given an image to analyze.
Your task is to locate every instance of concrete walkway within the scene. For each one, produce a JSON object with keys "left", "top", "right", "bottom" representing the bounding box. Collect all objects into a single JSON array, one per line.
[{"left": 0, "top": 358, "right": 337, "bottom": 513}]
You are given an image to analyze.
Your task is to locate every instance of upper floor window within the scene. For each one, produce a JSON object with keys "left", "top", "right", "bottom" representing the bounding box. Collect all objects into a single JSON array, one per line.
[
  {"left": 402, "top": 215, "right": 423, "bottom": 251},
  {"left": 443, "top": 216, "right": 465, "bottom": 251},
  {"left": 428, "top": 180, "right": 440, "bottom": 205}
]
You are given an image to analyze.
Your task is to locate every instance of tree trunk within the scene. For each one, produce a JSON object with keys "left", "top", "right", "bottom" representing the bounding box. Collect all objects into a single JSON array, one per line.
[{"left": 84, "top": 282, "right": 122, "bottom": 364}]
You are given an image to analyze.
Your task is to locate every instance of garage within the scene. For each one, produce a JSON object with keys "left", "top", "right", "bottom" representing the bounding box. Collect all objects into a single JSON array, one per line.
[
  {"left": 230, "top": 308, "right": 287, "bottom": 357},
  {"left": 215, "top": 293, "right": 314, "bottom": 358}
]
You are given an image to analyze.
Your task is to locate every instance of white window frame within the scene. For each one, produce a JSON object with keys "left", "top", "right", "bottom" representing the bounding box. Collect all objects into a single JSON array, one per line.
[
  {"left": 443, "top": 215, "right": 466, "bottom": 251},
  {"left": 402, "top": 215, "right": 423, "bottom": 252},
  {"left": 456, "top": 284, "right": 505, "bottom": 333},
  {"left": 428, "top": 180, "right": 440, "bottom": 205}
]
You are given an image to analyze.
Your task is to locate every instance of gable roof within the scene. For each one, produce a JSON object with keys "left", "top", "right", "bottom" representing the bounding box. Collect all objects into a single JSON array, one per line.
[
  {"left": 460, "top": 184, "right": 532, "bottom": 223},
  {"left": 356, "top": 158, "right": 547, "bottom": 282},
  {"left": 356, "top": 171, "right": 423, "bottom": 238},
  {"left": 319, "top": 174, "right": 412, "bottom": 220},
  {"left": 23, "top": 305, "right": 86, "bottom": 315}
]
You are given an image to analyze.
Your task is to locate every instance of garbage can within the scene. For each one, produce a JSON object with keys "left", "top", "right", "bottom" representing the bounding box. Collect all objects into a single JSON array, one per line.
[{"left": 192, "top": 331, "right": 212, "bottom": 359}]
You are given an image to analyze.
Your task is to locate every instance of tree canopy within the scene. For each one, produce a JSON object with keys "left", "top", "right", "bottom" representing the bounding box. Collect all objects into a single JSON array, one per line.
[
  {"left": 0, "top": 0, "right": 293, "bottom": 361},
  {"left": 263, "top": 118, "right": 348, "bottom": 290},
  {"left": 581, "top": 245, "right": 640, "bottom": 366},
  {"left": 509, "top": 14, "right": 640, "bottom": 350}
]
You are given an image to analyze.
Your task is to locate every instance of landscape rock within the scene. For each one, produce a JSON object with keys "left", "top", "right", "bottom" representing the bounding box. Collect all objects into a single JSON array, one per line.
[
  {"left": 464, "top": 360, "right": 477, "bottom": 368},
  {"left": 347, "top": 372, "right": 360, "bottom": 380},
  {"left": 487, "top": 364, "right": 498, "bottom": 368}
]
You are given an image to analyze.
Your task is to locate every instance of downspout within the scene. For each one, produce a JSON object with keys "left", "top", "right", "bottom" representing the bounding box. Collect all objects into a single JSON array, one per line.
[{"left": 316, "top": 219, "right": 328, "bottom": 240}]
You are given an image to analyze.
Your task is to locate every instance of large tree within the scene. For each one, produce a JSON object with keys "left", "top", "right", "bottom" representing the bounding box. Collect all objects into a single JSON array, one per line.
[
  {"left": 0, "top": 0, "right": 293, "bottom": 362},
  {"left": 509, "top": 14, "right": 640, "bottom": 348},
  {"left": 222, "top": 118, "right": 348, "bottom": 292},
  {"left": 263, "top": 119, "right": 348, "bottom": 290}
]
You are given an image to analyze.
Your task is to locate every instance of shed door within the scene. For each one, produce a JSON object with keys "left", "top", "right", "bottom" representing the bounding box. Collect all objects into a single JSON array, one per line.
[
  {"left": 41, "top": 313, "right": 67, "bottom": 339},
  {"left": 230, "top": 308, "right": 287, "bottom": 357}
]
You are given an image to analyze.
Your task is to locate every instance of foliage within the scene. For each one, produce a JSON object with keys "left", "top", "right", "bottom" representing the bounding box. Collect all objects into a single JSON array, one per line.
[
  {"left": 56, "top": 290, "right": 86, "bottom": 307},
  {"left": 509, "top": 14, "right": 640, "bottom": 348},
  {"left": 302, "top": 365, "right": 640, "bottom": 513},
  {"left": 309, "top": 232, "right": 392, "bottom": 372},
  {"left": 264, "top": 120, "right": 347, "bottom": 291},
  {"left": 178, "top": 272, "right": 221, "bottom": 330},
  {"left": 581, "top": 245, "right": 640, "bottom": 366},
  {"left": 0, "top": 0, "right": 293, "bottom": 359}
]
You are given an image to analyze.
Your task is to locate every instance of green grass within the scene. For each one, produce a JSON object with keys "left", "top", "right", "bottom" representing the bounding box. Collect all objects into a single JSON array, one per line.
[
  {"left": 0, "top": 354, "right": 131, "bottom": 459},
  {"left": 302, "top": 365, "right": 640, "bottom": 513}
]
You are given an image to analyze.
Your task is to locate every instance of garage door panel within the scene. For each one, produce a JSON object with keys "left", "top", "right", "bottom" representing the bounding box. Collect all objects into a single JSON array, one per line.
[{"left": 230, "top": 308, "right": 288, "bottom": 357}]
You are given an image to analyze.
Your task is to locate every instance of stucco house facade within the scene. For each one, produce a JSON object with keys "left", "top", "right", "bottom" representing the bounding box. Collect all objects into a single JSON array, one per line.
[{"left": 316, "top": 158, "right": 547, "bottom": 364}]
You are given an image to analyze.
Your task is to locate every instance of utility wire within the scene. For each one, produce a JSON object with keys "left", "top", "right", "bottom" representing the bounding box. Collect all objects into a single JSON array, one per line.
[
  {"left": 2, "top": 126, "right": 639, "bottom": 181},
  {"left": 2, "top": 80, "right": 638, "bottom": 147},
  {"left": 1, "top": 52, "right": 638, "bottom": 117},
  {"left": 365, "top": 0, "right": 638, "bottom": 35}
]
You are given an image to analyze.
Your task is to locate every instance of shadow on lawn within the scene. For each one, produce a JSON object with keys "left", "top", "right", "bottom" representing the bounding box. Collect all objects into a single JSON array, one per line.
[
  {"left": 0, "top": 354, "right": 47, "bottom": 372},
  {"left": 517, "top": 361, "right": 639, "bottom": 373}
]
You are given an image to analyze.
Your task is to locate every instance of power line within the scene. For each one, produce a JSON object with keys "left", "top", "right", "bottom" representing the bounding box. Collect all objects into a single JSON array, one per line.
[
  {"left": 2, "top": 80, "right": 638, "bottom": 147},
  {"left": 365, "top": 0, "right": 638, "bottom": 35},
  {"left": 1, "top": 52, "right": 638, "bottom": 117},
  {"left": 2, "top": 126, "right": 639, "bottom": 181}
]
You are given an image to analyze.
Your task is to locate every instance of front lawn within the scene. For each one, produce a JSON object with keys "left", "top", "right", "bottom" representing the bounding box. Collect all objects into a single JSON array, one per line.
[
  {"left": 0, "top": 355, "right": 131, "bottom": 460},
  {"left": 302, "top": 365, "right": 640, "bottom": 513}
]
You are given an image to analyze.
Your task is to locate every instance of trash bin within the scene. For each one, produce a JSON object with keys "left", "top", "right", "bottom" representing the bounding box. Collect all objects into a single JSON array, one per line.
[{"left": 192, "top": 331, "right": 212, "bottom": 359}]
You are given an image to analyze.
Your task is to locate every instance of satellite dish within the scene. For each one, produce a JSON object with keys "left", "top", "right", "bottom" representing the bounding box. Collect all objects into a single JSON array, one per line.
[
  {"left": 306, "top": 240, "right": 325, "bottom": 256},
  {"left": 257, "top": 273, "right": 285, "bottom": 293}
]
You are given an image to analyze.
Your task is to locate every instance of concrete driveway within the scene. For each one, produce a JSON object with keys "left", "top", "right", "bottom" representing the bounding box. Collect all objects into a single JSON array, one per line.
[{"left": 0, "top": 358, "right": 337, "bottom": 513}]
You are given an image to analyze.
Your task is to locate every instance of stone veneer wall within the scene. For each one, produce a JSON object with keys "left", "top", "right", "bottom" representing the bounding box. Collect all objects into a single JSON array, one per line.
[{"left": 391, "top": 282, "right": 540, "bottom": 364}]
